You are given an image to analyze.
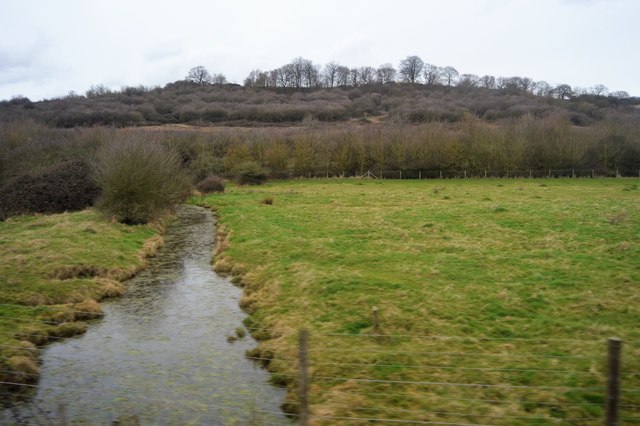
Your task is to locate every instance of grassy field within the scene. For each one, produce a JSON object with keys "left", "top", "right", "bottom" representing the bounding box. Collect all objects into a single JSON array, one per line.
[
  {"left": 0, "top": 210, "right": 162, "bottom": 384},
  {"left": 200, "top": 178, "right": 640, "bottom": 425}
]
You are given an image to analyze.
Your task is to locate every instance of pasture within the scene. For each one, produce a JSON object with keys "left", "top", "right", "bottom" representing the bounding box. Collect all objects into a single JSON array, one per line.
[{"left": 202, "top": 178, "right": 640, "bottom": 425}]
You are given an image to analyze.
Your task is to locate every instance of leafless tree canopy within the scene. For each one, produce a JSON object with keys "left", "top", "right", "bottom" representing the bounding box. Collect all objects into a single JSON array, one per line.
[
  {"left": 398, "top": 55, "right": 425, "bottom": 84},
  {"left": 186, "top": 66, "right": 213, "bottom": 85}
]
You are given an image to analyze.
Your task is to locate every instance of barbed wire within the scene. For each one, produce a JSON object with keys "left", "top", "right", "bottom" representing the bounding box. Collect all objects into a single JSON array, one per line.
[
  {"left": 314, "top": 389, "right": 605, "bottom": 408},
  {"left": 307, "top": 347, "right": 601, "bottom": 360},
  {"left": 311, "top": 361, "right": 604, "bottom": 376},
  {"left": 310, "top": 375, "right": 607, "bottom": 391}
]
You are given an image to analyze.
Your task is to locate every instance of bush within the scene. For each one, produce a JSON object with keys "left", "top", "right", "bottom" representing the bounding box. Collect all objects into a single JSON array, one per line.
[
  {"left": 196, "top": 176, "right": 225, "bottom": 193},
  {"left": 93, "top": 138, "right": 191, "bottom": 224},
  {"left": 232, "top": 161, "right": 269, "bottom": 186},
  {"left": 0, "top": 161, "right": 100, "bottom": 220}
]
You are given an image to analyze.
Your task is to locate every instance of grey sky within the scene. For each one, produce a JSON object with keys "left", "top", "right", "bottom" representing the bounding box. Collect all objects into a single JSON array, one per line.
[{"left": 1, "top": 0, "right": 638, "bottom": 101}]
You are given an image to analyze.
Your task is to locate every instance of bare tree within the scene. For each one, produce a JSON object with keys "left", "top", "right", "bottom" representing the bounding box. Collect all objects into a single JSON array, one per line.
[
  {"left": 350, "top": 68, "right": 360, "bottom": 87},
  {"left": 212, "top": 73, "right": 227, "bottom": 85},
  {"left": 376, "top": 64, "right": 396, "bottom": 84},
  {"left": 359, "top": 66, "right": 376, "bottom": 85},
  {"left": 458, "top": 74, "right": 479, "bottom": 89},
  {"left": 323, "top": 62, "right": 340, "bottom": 88},
  {"left": 303, "top": 61, "right": 320, "bottom": 87},
  {"left": 336, "top": 66, "right": 350, "bottom": 86},
  {"left": 532, "top": 80, "right": 552, "bottom": 96},
  {"left": 554, "top": 84, "right": 573, "bottom": 100},
  {"left": 480, "top": 75, "right": 496, "bottom": 90},
  {"left": 290, "top": 57, "right": 308, "bottom": 88},
  {"left": 423, "top": 64, "right": 443, "bottom": 86},
  {"left": 86, "top": 84, "right": 111, "bottom": 98},
  {"left": 591, "top": 84, "right": 608, "bottom": 96},
  {"left": 611, "top": 90, "right": 630, "bottom": 99},
  {"left": 186, "top": 66, "right": 213, "bottom": 85},
  {"left": 244, "top": 69, "right": 269, "bottom": 88},
  {"left": 442, "top": 66, "right": 459, "bottom": 86},
  {"left": 398, "top": 55, "right": 424, "bottom": 83}
]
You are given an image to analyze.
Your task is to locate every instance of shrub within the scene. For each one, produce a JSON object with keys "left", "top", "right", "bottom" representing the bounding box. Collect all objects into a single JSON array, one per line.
[
  {"left": 232, "top": 161, "right": 269, "bottom": 186},
  {"left": 93, "top": 137, "right": 191, "bottom": 224},
  {"left": 0, "top": 161, "right": 100, "bottom": 220},
  {"left": 196, "top": 175, "right": 225, "bottom": 193}
]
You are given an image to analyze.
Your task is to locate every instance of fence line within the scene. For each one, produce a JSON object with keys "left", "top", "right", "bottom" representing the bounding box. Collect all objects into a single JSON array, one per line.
[
  {"left": 2, "top": 314, "right": 638, "bottom": 425},
  {"left": 294, "top": 168, "right": 640, "bottom": 180},
  {"left": 307, "top": 347, "right": 601, "bottom": 360},
  {"left": 314, "top": 389, "right": 605, "bottom": 408}
]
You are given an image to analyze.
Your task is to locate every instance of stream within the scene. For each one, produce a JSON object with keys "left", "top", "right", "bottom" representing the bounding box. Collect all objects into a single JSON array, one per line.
[{"left": 3, "top": 205, "right": 288, "bottom": 425}]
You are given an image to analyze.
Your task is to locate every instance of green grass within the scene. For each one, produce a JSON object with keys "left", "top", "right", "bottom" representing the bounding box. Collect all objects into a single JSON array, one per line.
[
  {"left": 199, "top": 178, "right": 640, "bottom": 425},
  {"left": 0, "top": 209, "right": 161, "bottom": 383}
]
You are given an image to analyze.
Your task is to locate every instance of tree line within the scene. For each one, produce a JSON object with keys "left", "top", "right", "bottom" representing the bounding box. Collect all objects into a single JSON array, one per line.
[{"left": 237, "top": 55, "right": 630, "bottom": 99}]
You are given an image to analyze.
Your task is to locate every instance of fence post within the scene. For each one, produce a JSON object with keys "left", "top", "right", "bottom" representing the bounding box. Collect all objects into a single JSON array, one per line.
[
  {"left": 606, "top": 337, "right": 622, "bottom": 426},
  {"left": 298, "top": 329, "right": 309, "bottom": 426},
  {"left": 419, "top": 171, "right": 422, "bottom": 180},
  {"left": 399, "top": 170, "right": 402, "bottom": 179},
  {"left": 372, "top": 306, "right": 379, "bottom": 330},
  {"left": 439, "top": 170, "right": 443, "bottom": 179},
  {"left": 484, "top": 169, "right": 487, "bottom": 178}
]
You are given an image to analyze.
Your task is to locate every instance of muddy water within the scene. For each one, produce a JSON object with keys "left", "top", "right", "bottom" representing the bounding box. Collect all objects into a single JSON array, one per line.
[{"left": 4, "top": 205, "right": 288, "bottom": 425}]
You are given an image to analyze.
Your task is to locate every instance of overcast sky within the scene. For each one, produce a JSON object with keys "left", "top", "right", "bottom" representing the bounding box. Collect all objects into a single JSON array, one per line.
[{"left": 1, "top": 0, "right": 638, "bottom": 101}]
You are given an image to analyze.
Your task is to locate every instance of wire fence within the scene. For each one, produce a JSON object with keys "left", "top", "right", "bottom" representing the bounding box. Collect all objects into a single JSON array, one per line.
[
  {"left": 2, "top": 303, "right": 640, "bottom": 425},
  {"left": 289, "top": 168, "right": 640, "bottom": 180}
]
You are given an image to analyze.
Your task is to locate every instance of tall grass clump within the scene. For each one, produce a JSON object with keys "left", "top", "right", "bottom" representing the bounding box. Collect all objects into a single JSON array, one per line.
[{"left": 93, "top": 137, "right": 191, "bottom": 224}]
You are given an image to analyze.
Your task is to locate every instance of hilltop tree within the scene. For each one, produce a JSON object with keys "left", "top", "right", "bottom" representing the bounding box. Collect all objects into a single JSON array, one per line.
[
  {"left": 376, "top": 64, "right": 396, "bottom": 84},
  {"left": 399, "top": 55, "right": 424, "bottom": 84},
  {"left": 212, "top": 73, "right": 227, "bottom": 85},
  {"left": 442, "top": 66, "right": 459, "bottom": 86},
  {"left": 336, "top": 66, "right": 350, "bottom": 86},
  {"left": 359, "top": 66, "right": 376, "bottom": 85},
  {"left": 480, "top": 75, "right": 496, "bottom": 89},
  {"left": 186, "top": 66, "right": 213, "bottom": 85},
  {"left": 323, "top": 62, "right": 340, "bottom": 87},
  {"left": 423, "top": 64, "right": 443, "bottom": 86},
  {"left": 555, "top": 84, "right": 573, "bottom": 100},
  {"left": 591, "top": 84, "right": 608, "bottom": 97}
]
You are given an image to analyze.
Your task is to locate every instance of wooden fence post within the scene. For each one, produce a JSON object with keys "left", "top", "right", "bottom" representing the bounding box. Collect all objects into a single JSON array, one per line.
[
  {"left": 606, "top": 337, "right": 622, "bottom": 426},
  {"left": 372, "top": 306, "right": 379, "bottom": 330},
  {"left": 298, "top": 329, "right": 309, "bottom": 426}
]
